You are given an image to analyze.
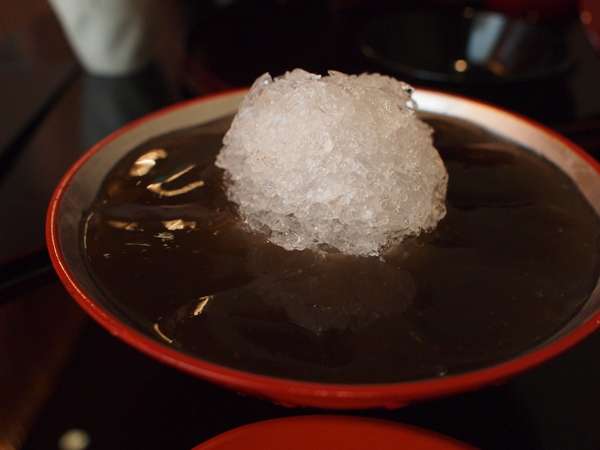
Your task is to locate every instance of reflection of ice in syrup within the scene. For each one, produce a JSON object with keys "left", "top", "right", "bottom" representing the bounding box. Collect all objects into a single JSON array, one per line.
[{"left": 156, "top": 245, "right": 416, "bottom": 343}]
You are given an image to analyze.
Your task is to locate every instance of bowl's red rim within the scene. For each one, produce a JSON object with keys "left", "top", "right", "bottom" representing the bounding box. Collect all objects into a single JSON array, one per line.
[{"left": 46, "top": 87, "right": 600, "bottom": 409}]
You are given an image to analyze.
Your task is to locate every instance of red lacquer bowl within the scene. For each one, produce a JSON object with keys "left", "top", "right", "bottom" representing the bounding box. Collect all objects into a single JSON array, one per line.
[
  {"left": 47, "top": 88, "right": 600, "bottom": 409},
  {"left": 192, "top": 416, "right": 478, "bottom": 450}
]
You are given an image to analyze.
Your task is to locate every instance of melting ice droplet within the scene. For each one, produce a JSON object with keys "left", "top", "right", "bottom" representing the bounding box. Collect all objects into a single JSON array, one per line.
[{"left": 216, "top": 69, "right": 448, "bottom": 256}]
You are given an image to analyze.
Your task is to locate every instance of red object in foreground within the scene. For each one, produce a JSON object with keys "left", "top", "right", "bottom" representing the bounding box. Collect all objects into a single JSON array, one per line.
[
  {"left": 193, "top": 416, "right": 479, "bottom": 450},
  {"left": 47, "top": 89, "right": 600, "bottom": 410}
]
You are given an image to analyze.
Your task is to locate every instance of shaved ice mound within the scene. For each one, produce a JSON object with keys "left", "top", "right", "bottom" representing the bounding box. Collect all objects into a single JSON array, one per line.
[{"left": 216, "top": 69, "right": 448, "bottom": 256}]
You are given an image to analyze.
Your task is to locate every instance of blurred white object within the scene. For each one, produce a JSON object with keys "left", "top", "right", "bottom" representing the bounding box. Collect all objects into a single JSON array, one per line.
[{"left": 49, "top": 0, "right": 157, "bottom": 76}]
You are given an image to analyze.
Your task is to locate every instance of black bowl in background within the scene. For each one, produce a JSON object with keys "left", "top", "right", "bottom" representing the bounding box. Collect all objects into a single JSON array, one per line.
[{"left": 359, "top": 8, "right": 573, "bottom": 84}]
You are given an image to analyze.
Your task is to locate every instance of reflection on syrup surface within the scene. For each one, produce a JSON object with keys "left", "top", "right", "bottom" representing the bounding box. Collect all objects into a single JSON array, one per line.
[{"left": 82, "top": 115, "right": 600, "bottom": 384}]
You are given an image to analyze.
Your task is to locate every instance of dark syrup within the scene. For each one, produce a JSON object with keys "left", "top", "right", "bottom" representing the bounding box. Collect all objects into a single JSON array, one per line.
[{"left": 82, "top": 114, "right": 600, "bottom": 384}]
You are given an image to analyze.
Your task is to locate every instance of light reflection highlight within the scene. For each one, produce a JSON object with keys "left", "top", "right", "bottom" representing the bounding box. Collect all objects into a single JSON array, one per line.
[
  {"left": 581, "top": 10, "right": 592, "bottom": 25},
  {"left": 58, "top": 429, "right": 91, "bottom": 450},
  {"left": 193, "top": 296, "right": 211, "bottom": 316},
  {"left": 146, "top": 164, "right": 205, "bottom": 197},
  {"left": 153, "top": 323, "right": 173, "bottom": 343},
  {"left": 129, "top": 149, "right": 167, "bottom": 176},
  {"left": 454, "top": 59, "right": 468, "bottom": 72},
  {"left": 107, "top": 220, "right": 139, "bottom": 230},
  {"left": 162, "top": 219, "right": 197, "bottom": 230}
]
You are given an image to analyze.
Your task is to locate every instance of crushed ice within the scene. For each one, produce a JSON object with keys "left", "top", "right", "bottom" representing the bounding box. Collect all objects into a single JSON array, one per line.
[{"left": 216, "top": 69, "right": 448, "bottom": 256}]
